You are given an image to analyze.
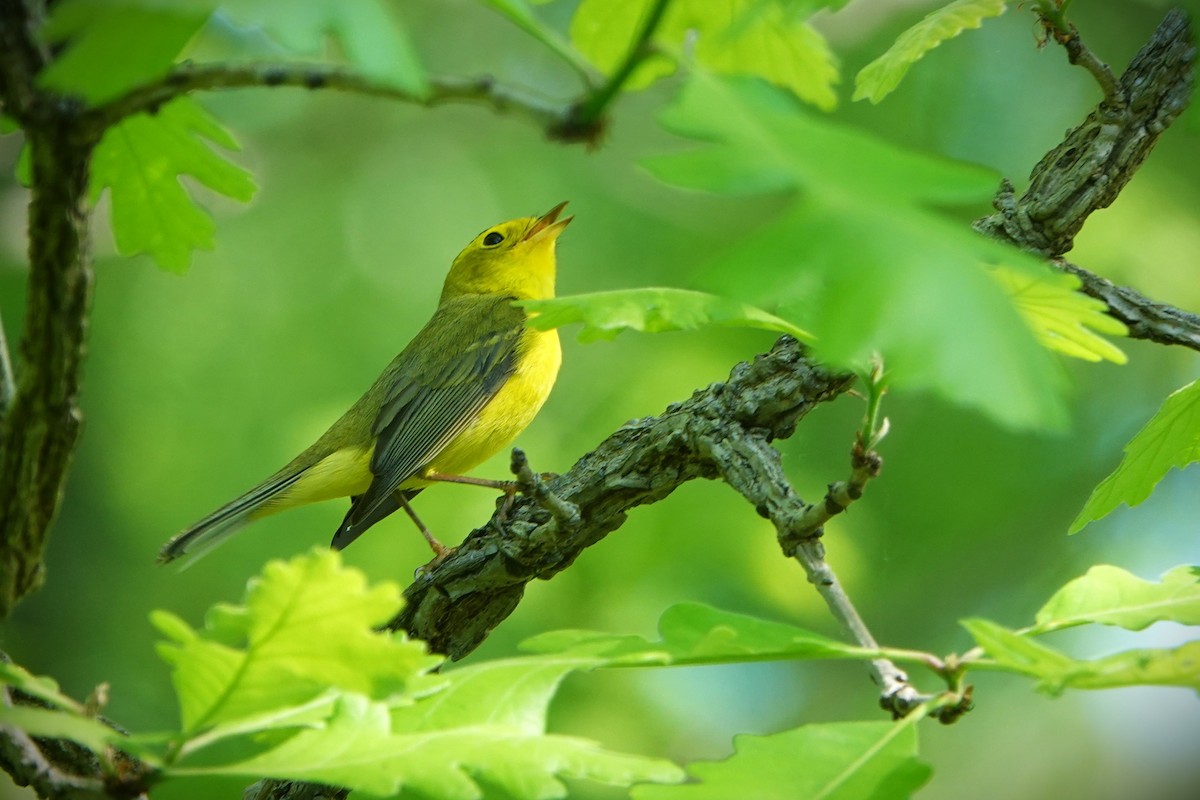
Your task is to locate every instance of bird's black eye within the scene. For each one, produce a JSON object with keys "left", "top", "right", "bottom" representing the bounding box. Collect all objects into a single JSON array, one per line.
[{"left": 483, "top": 231, "right": 504, "bottom": 246}]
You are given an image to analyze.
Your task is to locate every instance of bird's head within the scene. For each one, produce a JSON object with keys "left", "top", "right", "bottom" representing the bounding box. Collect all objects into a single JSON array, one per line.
[{"left": 441, "top": 201, "right": 572, "bottom": 303}]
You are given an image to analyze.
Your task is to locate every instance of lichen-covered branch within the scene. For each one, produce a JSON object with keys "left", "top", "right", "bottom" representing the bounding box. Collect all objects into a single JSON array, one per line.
[
  {"left": 974, "top": 10, "right": 1194, "bottom": 257},
  {"left": 0, "top": 0, "right": 99, "bottom": 617},
  {"left": 389, "top": 336, "right": 854, "bottom": 659}
]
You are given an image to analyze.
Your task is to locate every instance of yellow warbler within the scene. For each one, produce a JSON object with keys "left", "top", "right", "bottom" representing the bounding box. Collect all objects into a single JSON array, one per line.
[{"left": 159, "top": 202, "right": 571, "bottom": 565}]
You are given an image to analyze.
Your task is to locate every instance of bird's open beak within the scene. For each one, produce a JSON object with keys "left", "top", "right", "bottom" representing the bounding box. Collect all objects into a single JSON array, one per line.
[{"left": 524, "top": 201, "right": 573, "bottom": 242}]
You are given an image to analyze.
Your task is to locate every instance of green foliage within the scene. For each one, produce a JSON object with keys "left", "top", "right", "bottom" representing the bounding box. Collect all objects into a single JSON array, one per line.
[
  {"left": 991, "top": 266, "right": 1127, "bottom": 363},
  {"left": 1032, "top": 565, "right": 1200, "bottom": 633},
  {"left": 1, "top": 551, "right": 682, "bottom": 798},
  {"left": 480, "top": 0, "right": 595, "bottom": 77},
  {"left": 963, "top": 618, "right": 1200, "bottom": 694},
  {"left": 152, "top": 549, "right": 438, "bottom": 735},
  {"left": 645, "top": 73, "right": 1069, "bottom": 429},
  {"left": 571, "top": 0, "right": 841, "bottom": 109},
  {"left": 632, "top": 719, "right": 931, "bottom": 800},
  {"left": 522, "top": 602, "right": 864, "bottom": 663},
  {"left": 1070, "top": 378, "right": 1200, "bottom": 532},
  {"left": 854, "top": 0, "right": 1008, "bottom": 104},
  {"left": 520, "top": 288, "right": 812, "bottom": 343},
  {"left": 89, "top": 97, "right": 256, "bottom": 272},
  {"left": 39, "top": 0, "right": 207, "bottom": 104},
  {"left": 214, "top": 0, "right": 427, "bottom": 95}
]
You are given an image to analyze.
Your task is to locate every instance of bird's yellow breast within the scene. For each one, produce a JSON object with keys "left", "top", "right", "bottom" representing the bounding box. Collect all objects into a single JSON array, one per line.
[{"left": 409, "top": 325, "right": 561, "bottom": 485}]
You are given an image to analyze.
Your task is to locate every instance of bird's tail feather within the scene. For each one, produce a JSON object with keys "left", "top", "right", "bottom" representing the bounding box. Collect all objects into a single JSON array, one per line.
[{"left": 158, "top": 469, "right": 307, "bottom": 567}]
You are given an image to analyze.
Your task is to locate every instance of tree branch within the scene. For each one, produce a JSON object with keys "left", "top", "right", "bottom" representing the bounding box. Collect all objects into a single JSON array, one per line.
[
  {"left": 84, "top": 65, "right": 587, "bottom": 142},
  {"left": 390, "top": 336, "right": 854, "bottom": 659},
  {"left": 0, "top": 0, "right": 98, "bottom": 617},
  {"left": 1057, "top": 257, "right": 1200, "bottom": 353},
  {"left": 974, "top": 10, "right": 1194, "bottom": 257}
]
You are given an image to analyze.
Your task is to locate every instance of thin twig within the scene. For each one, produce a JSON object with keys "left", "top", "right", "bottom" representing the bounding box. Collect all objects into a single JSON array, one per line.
[
  {"left": 1034, "top": 3, "right": 1123, "bottom": 106},
  {"left": 85, "top": 65, "right": 581, "bottom": 141}
]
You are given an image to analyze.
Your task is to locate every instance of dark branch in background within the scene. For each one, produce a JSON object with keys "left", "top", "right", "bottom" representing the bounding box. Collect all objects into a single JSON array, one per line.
[
  {"left": 0, "top": 0, "right": 99, "bottom": 617},
  {"left": 974, "top": 10, "right": 1199, "bottom": 352},
  {"left": 86, "top": 66, "right": 580, "bottom": 142}
]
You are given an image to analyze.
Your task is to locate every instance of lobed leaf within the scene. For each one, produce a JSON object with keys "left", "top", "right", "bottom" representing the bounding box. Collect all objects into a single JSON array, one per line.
[
  {"left": 90, "top": 97, "right": 256, "bottom": 272},
  {"left": 1070, "top": 378, "right": 1200, "bottom": 533},
  {"left": 174, "top": 681, "right": 683, "bottom": 798},
  {"left": 153, "top": 548, "right": 439, "bottom": 736},
  {"left": 39, "top": 0, "right": 207, "bottom": 104},
  {"left": 633, "top": 718, "right": 930, "bottom": 800},
  {"left": 854, "top": 0, "right": 1007, "bottom": 104},
  {"left": 571, "top": 0, "right": 841, "bottom": 108},
  {"left": 519, "top": 288, "right": 812, "bottom": 342},
  {"left": 522, "top": 602, "right": 865, "bottom": 664},
  {"left": 1033, "top": 565, "right": 1200, "bottom": 633},
  {"left": 991, "top": 265, "right": 1127, "bottom": 363},
  {"left": 646, "top": 73, "right": 1068, "bottom": 430}
]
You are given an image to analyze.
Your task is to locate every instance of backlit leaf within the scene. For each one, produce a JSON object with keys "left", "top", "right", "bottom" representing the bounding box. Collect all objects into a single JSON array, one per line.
[
  {"left": 1070, "top": 378, "right": 1200, "bottom": 533},
  {"left": 854, "top": 0, "right": 1007, "bottom": 104}
]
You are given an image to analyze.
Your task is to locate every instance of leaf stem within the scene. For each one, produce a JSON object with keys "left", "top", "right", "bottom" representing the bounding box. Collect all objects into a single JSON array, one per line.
[{"left": 562, "top": 0, "right": 672, "bottom": 132}]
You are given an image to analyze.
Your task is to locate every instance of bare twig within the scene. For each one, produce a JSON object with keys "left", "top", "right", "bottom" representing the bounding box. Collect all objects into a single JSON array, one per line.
[
  {"left": 1034, "top": 2, "right": 1123, "bottom": 105},
  {"left": 85, "top": 65, "right": 583, "bottom": 141}
]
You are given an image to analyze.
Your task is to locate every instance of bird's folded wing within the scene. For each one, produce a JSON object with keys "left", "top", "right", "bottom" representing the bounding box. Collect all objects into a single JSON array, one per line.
[{"left": 343, "top": 304, "right": 524, "bottom": 531}]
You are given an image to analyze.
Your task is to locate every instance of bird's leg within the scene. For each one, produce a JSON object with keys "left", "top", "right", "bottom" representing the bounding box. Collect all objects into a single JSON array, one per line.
[
  {"left": 422, "top": 471, "right": 520, "bottom": 519},
  {"left": 396, "top": 492, "right": 452, "bottom": 561}
]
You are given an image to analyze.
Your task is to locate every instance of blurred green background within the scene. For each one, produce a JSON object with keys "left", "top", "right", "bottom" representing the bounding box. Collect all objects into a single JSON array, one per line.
[{"left": 2, "top": 1, "right": 1199, "bottom": 798}]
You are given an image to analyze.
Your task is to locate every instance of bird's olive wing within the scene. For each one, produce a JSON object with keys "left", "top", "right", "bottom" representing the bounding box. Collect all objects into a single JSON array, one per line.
[{"left": 342, "top": 299, "right": 524, "bottom": 531}]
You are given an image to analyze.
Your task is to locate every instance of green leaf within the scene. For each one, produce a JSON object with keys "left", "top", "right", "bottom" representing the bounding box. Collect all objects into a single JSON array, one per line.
[
  {"left": 218, "top": 0, "right": 427, "bottom": 95},
  {"left": 39, "top": 0, "right": 207, "bottom": 104},
  {"left": 90, "top": 96, "right": 256, "bottom": 272},
  {"left": 991, "top": 265, "right": 1127, "bottom": 364},
  {"left": 481, "top": 0, "right": 594, "bottom": 77},
  {"left": 0, "top": 662, "right": 86, "bottom": 714},
  {"left": 1070, "top": 378, "right": 1200, "bottom": 533},
  {"left": 854, "top": 0, "right": 1007, "bottom": 104},
  {"left": 961, "top": 618, "right": 1076, "bottom": 680},
  {"left": 646, "top": 74, "right": 1067, "bottom": 430},
  {"left": 519, "top": 288, "right": 813, "bottom": 342},
  {"left": 571, "top": 0, "right": 840, "bottom": 109},
  {"left": 175, "top": 681, "right": 683, "bottom": 798},
  {"left": 632, "top": 719, "right": 931, "bottom": 800},
  {"left": 1033, "top": 565, "right": 1200, "bottom": 634},
  {"left": 963, "top": 618, "right": 1200, "bottom": 694},
  {"left": 0, "top": 706, "right": 130, "bottom": 757},
  {"left": 522, "top": 602, "right": 865, "bottom": 665},
  {"left": 153, "top": 548, "right": 438, "bottom": 736},
  {"left": 1058, "top": 641, "right": 1200, "bottom": 692}
]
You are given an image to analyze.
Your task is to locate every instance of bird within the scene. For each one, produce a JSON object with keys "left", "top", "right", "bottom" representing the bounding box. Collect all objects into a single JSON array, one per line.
[{"left": 158, "top": 202, "right": 571, "bottom": 566}]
